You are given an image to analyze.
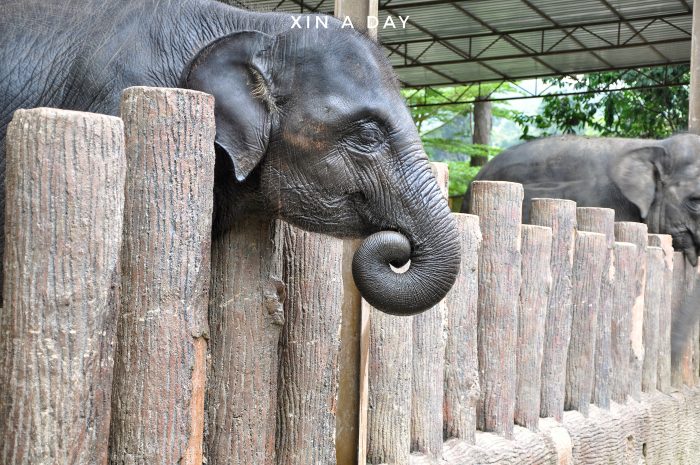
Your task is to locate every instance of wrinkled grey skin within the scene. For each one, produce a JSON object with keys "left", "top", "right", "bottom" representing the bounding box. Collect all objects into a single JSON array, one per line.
[
  {"left": 0, "top": 0, "right": 459, "bottom": 315},
  {"left": 461, "top": 134, "right": 700, "bottom": 358},
  {"left": 462, "top": 134, "right": 700, "bottom": 264}
]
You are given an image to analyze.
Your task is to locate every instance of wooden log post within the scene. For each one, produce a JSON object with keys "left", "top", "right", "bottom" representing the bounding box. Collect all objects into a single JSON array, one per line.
[
  {"left": 642, "top": 247, "right": 664, "bottom": 392},
  {"left": 206, "top": 218, "right": 284, "bottom": 465},
  {"left": 443, "top": 214, "right": 482, "bottom": 443},
  {"left": 576, "top": 207, "right": 615, "bottom": 409},
  {"left": 515, "top": 225, "right": 552, "bottom": 430},
  {"left": 109, "top": 87, "right": 215, "bottom": 465},
  {"left": 470, "top": 181, "right": 523, "bottom": 438},
  {"left": 610, "top": 242, "right": 638, "bottom": 403},
  {"left": 275, "top": 223, "right": 344, "bottom": 465},
  {"left": 411, "top": 163, "right": 449, "bottom": 460},
  {"left": 671, "top": 251, "right": 689, "bottom": 387},
  {"left": 647, "top": 234, "right": 674, "bottom": 393},
  {"left": 530, "top": 198, "right": 577, "bottom": 421},
  {"left": 0, "top": 108, "right": 125, "bottom": 465},
  {"left": 684, "top": 261, "right": 700, "bottom": 386},
  {"left": 614, "top": 222, "right": 648, "bottom": 400},
  {"left": 365, "top": 311, "right": 412, "bottom": 464},
  {"left": 565, "top": 231, "right": 608, "bottom": 415}
]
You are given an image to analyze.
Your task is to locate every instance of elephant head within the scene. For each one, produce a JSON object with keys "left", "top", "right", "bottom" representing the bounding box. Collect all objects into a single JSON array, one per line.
[
  {"left": 180, "top": 25, "right": 460, "bottom": 315},
  {"left": 610, "top": 134, "right": 700, "bottom": 265}
]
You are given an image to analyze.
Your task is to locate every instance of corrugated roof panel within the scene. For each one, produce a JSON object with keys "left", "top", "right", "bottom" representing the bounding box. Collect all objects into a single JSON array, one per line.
[
  {"left": 396, "top": 67, "right": 458, "bottom": 86},
  {"left": 236, "top": 0, "right": 693, "bottom": 86},
  {"left": 539, "top": 51, "right": 610, "bottom": 72},
  {"left": 430, "top": 62, "right": 505, "bottom": 82}
]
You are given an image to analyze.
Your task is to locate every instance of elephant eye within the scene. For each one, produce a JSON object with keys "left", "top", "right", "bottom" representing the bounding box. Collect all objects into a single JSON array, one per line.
[
  {"left": 345, "top": 124, "right": 387, "bottom": 153},
  {"left": 686, "top": 197, "right": 700, "bottom": 212}
]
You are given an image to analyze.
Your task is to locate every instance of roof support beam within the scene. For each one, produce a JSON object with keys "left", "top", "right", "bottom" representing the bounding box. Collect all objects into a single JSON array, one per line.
[{"left": 689, "top": 0, "right": 700, "bottom": 133}]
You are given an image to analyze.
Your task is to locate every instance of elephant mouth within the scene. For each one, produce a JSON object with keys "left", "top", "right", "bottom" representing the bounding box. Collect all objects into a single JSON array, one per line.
[{"left": 671, "top": 227, "right": 700, "bottom": 266}]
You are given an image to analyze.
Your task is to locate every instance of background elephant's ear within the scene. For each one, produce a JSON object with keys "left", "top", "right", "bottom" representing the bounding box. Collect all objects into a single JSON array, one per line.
[
  {"left": 610, "top": 145, "right": 667, "bottom": 219},
  {"left": 181, "top": 31, "right": 275, "bottom": 181}
]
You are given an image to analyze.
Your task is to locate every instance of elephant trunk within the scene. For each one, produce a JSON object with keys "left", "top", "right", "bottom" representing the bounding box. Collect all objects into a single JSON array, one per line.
[{"left": 351, "top": 170, "right": 461, "bottom": 316}]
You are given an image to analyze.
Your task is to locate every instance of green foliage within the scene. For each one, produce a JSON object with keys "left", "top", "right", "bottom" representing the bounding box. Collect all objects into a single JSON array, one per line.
[
  {"left": 515, "top": 65, "right": 689, "bottom": 139},
  {"left": 402, "top": 84, "right": 518, "bottom": 136},
  {"left": 443, "top": 161, "right": 483, "bottom": 198}
]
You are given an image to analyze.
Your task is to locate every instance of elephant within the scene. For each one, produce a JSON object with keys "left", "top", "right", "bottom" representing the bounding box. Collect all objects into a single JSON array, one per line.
[
  {"left": 461, "top": 134, "right": 700, "bottom": 265},
  {"left": 0, "top": 0, "right": 460, "bottom": 315},
  {"left": 460, "top": 134, "right": 700, "bottom": 361}
]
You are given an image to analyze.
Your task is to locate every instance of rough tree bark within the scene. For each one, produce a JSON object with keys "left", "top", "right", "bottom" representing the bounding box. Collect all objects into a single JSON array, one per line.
[
  {"left": 0, "top": 108, "right": 125, "bottom": 465},
  {"left": 647, "top": 234, "right": 674, "bottom": 393},
  {"left": 206, "top": 217, "right": 284, "bottom": 465},
  {"left": 275, "top": 222, "right": 344, "bottom": 465},
  {"left": 109, "top": 87, "right": 215, "bottom": 465},
  {"left": 515, "top": 225, "right": 552, "bottom": 430},
  {"left": 530, "top": 198, "right": 577, "bottom": 421},
  {"left": 576, "top": 207, "right": 615, "bottom": 409},
  {"left": 470, "top": 181, "right": 523, "bottom": 438},
  {"left": 443, "top": 214, "right": 481, "bottom": 443},
  {"left": 614, "top": 222, "right": 648, "bottom": 400},
  {"left": 565, "top": 231, "right": 608, "bottom": 416},
  {"left": 642, "top": 247, "right": 664, "bottom": 392},
  {"left": 610, "top": 242, "right": 638, "bottom": 403}
]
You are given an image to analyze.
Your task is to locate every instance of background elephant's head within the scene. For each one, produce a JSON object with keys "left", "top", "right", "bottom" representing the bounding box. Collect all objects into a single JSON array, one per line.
[
  {"left": 611, "top": 134, "right": 700, "bottom": 265},
  {"left": 181, "top": 25, "right": 460, "bottom": 315}
]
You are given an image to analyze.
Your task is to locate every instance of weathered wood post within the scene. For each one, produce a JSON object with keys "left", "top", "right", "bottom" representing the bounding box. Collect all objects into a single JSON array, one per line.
[
  {"left": 614, "top": 222, "right": 648, "bottom": 400},
  {"left": 671, "top": 251, "right": 689, "bottom": 387},
  {"left": 648, "top": 234, "right": 674, "bottom": 392},
  {"left": 515, "top": 225, "right": 552, "bottom": 430},
  {"left": 684, "top": 262, "right": 700, "bottom": 385},
  {"left": 576, "top": 207, "right": 615, "bottom": 409},
  {"left": 530, "top": 198, "right": 576, "bottom": 421},
  {"left": 688, "top": 0, "right": 700, "bottom": 134},
  {"left": 470, "top": 181, "right": 523, "bottom": 438},
  {"left": 0, "top": 108, "right": 125, "bottom": 465},
  {"left": 275, "top": 222, "right": 345, "bottom": 465},
  {"left": 642, "top": 247, "right": 664, "bottom": 392},
  {"left": 411, "top": 163, "right": 449, "bottom": 460},
  {"left": 206, "top": 217, "right": 284, "bottom": 465},
  {"left": 610, "top": 242, "right": 638, "bottom": 403},
  {"left": 444, "top": 214, "right": 482, "bottom": 443},
  {"left": 565, "top": 231, "right": 608, "bottom": 415},
  {"left": 109, "top": 87, "right": 215, "bottom": 465}
]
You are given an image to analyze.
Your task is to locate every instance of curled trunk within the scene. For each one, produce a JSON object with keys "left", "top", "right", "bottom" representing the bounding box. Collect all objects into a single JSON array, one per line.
[{"left": 352, "top": 179, "right": 461, "bottom": 316}]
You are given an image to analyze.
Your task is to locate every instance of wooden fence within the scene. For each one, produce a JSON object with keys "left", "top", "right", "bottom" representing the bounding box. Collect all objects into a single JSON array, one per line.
[{"left": 0, "top": 87, "right": 699, "bottom": 465}]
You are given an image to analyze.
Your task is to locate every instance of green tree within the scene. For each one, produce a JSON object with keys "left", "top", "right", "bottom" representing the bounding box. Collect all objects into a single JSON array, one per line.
[{"left": 515, "top": 65, "right": 689, "bottom": 139}]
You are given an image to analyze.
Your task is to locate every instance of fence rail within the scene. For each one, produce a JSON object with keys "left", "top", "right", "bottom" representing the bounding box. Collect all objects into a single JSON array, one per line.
[{"left": 0, "top": 87, "right": 699, "bottom": 465}]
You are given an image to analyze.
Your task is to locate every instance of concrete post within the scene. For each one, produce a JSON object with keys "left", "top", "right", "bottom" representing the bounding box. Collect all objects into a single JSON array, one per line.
[{"left": 689, "top": 0, "right": 700, "bottom": 134}]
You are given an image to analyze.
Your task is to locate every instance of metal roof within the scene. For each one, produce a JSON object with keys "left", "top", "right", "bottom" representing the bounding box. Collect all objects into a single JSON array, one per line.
[{"left": 232, "top": 0, "right": 693, "bottom": 89}]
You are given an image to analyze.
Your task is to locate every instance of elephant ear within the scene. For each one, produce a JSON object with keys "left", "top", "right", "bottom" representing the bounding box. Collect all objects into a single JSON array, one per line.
[
  {"left": 610, "top": 145, "right": 667, "bottom": 219},
  {"left": 181, "top": 31, "right": 276, "bottom": 181}
]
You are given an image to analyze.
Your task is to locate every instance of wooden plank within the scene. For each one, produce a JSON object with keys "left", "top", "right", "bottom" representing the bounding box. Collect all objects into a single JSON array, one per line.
[
  {"left": 530, "top": 198, "right": 577, "bottom": 421},
  {"left": 206, "top": 217, "right": 284, "bottom": 465},
  {"left": 470, "top": 181, "right": 523, "bottom": 438},
  {"left": 515, "top": 225, "right": 552, "bottom": 430},
  {"left": 275, "top": 223, "right": 344, "bottom": 465},
  {"left": 642, "top": 247, "right": 664, "bottom": 392},
  {"left": 576, "top": 207, "right": 615, "bottom": 409},
  {"left": 0, "top": 108, "right": 125, "bottom": 465},
  {"left": 648, "top": 234, "right": 674, "bottom": 393},
  {"left": 610, "top": 242, "right": 638, "bottom": 403},
  {"left": 614, "top": 222, "right": 648, "bottom": 400},
  {"left": 684, "top": 262, "right": 700, "bottom": 386},
  {"left": 109, "top": 88, "right": 215, "bottom": 465},
  {"left": 565, "top": 231, "right": 608, "bottom": 415},
  {"left": 443, "top": 214, "right": 482, "bottom": 443}
]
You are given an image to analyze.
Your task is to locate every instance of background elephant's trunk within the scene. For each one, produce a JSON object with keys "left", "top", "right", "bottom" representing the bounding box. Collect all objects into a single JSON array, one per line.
[{"left": 351, "top": 176, "right": 460, "bottom": 316}]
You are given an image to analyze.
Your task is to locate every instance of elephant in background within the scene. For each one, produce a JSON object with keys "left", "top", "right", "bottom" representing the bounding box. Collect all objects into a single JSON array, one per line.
[
  {"left": 0, "top": 0, "right": 460, "bottom": 315},
  {"left": 462, "top": 134, "right": 700, "bottom": 265},
  {"left": 460, "top": 134, "right": 700, "bottom": 360}
]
